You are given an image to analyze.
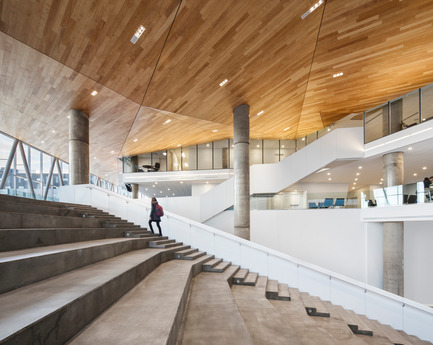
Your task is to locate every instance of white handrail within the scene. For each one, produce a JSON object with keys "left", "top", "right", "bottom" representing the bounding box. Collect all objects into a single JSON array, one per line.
[{"left": 58, "top": 184, "right": 433, "bottom": 343}]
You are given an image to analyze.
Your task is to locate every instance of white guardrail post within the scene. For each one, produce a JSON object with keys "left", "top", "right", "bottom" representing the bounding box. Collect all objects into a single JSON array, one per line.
[{"left": 58, "top": 184, "right": 433, "bottom": 343}]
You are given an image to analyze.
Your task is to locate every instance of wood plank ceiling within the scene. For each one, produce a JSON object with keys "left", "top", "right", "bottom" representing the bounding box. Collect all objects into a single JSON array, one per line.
[{"left": 1, "top": 0, "right": 433, "bottom": 183}]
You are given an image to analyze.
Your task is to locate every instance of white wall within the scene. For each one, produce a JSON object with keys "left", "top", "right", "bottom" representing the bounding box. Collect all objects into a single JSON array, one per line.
[
  {"left": 251, "top": 209, "right": 373, "bottom": 283},
  {"left": 204, "top": 210, "right": 234, "bottom": 234},
  {"left": 405, "top": 221, "right": 433, "bottom": 305},
  {"left": 192, "top": 183, "right": 218, "bottom": 196}
]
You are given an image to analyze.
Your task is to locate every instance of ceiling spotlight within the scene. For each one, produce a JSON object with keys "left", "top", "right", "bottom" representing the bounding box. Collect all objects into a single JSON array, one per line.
[
  {"left": 332, "top": 72, "right": 344, "bottom": 78},
  {"left": 423, "top": 166, "right": 427, "bottom": 170},
  {"left": 352, "top": 187, "right": 355, "bottom": 190},
  {"left": 413, "top": 173, "right": 417, "bottom": 176},
  {"left": 133, "top": 139, "right": 138, "bottom": 142},
  {"left": 110, "top": 150, "right": 114, "bottom": 154},
  {"left": 52, "top": 130, "right": 56, "bottom": 133},
  {"left": 408, "top": 147, "right": 413, "bottom": 151},
  {"left": 219, "top": 79, "right": 228, "bottom": 87},
  {"left": 301, "top": 0, "right": 324, "bottom": 19},
  {"left": 328, "top": 178, "right": 332, "bottom": 181},
  {"left": 358, "top": 166, "right": 362, "bottom": 169},
  {"left": 131, "top": 25, "right": 145, "bottom": 44},
  {"left": 355, "top": 178, "right": 358, "bottom": 181},
  {"left": 91, "top": 90, "right": 98, "bottom": 96},
  {"left": 212, "top": 129, "right": 218, "bottom": 133},
  {"left": 327, "top": 172, "right": 331, "bottom": 176},
  {"left": 283, "top": 127, "right": 290, "bottom": 131},
  {"left": 356, "top": 172, "right": 360, "bottom": 176},
  {"left": 177, "top": 144, "right": 181, "bottom": 147}
]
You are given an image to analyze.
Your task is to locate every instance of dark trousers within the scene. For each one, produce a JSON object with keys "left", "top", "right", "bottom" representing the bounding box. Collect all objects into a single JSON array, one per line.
[{"left": 148, "top": 220, "right": 162, "bottom": 236}]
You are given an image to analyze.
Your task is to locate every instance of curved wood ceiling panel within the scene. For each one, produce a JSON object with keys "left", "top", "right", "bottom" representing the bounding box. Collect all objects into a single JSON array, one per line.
[
  {"left": 0, "top": 0, "right": 180, "bottom": 103},
  {"left": 1, "top": 0, "right": 433, "bottom": 184},
  {"left": 298, "top": 0, "right": 433, "bottom": 136}
]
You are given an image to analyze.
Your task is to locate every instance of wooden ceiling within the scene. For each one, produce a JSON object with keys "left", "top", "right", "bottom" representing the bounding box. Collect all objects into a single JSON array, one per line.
[{"left": 1, "top": 0, "right": 433, "bottom": 183}]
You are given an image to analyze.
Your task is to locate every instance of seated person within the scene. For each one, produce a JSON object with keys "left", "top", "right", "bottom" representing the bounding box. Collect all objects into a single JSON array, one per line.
[{"left": 424, "top": 177, "right": 431, "bottom": 189}]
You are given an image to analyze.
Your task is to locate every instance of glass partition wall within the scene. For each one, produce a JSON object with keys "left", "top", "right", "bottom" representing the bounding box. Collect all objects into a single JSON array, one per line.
[
  {"left": 364, "top": 84, "right": 432, "bottom": 143},
  {"left": 125, "top": 135, "right": 325, "bottom": 173}
]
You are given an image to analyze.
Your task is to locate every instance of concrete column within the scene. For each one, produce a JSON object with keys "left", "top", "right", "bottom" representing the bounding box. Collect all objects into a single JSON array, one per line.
[
  {"left": 69, "top": 110, "right": 89, "bottom": 185},
  {"left": 233, "top": 104, "right": 250, "bottom": 240},
  {"left": 383, "top": 151, "right": 404, "bottom": 296},
  {"left": 131, "top": 183, "right": 139, "bottom": 199}
]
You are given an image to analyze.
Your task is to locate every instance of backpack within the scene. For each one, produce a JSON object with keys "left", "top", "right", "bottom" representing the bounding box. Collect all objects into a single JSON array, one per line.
[{"left": 155, "top": 204, "right": 164, "bottom": 217}]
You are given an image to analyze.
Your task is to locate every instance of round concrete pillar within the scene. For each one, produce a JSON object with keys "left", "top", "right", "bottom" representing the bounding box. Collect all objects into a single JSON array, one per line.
[
  {"left": 233, "top": 104, "right": 250, "bottom": 240},
  {"left": 131, "top": 183, "right": 139, "bottom": 199},
  {"left": 69, "top": 110, "right": 89, "bottom": 185},
  {"left": 383, "top": 151, "right": 404, "bottom": 296}
]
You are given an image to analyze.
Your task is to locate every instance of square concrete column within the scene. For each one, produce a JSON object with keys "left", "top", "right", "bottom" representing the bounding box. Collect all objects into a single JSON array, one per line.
[
  {"left": 233, "top": 104, "right": 250, "bottom": 240},
  {"left": 69, "top": 110, "right": 89, "bottom": 185}
]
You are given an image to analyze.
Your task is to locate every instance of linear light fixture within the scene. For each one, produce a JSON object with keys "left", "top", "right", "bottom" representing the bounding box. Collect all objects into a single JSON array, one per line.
[
  {"left": 131, "top": 25, "right": 145, "bottom": 44},
  {"left": 333, "top": 72, "right": 343, "bottom": 78},
  {"left": 301, "top": 0, "right": 324, "bottom": 20},
  {"left": 91, "top": 90, "right": 98, "bottom": 96},
  {"left": 283, "top": 127, "right": 290, "bottom": 131},
  {"left": 219, "top": 79, "right": 228, "bottom": 87},
  {"left": 163, "top": 119, "right": 171, "bottom": 125}
]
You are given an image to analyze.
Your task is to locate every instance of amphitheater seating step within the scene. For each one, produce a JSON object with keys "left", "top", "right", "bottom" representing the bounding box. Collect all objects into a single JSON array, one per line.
[
  {"left": 69, "top": 256, "right": 212, "bottom": 345},
  {"left": 207, "top": 260, "right": 231, "bottom": 273},
  {"left": 173, "top": 248, "right": 197, "bottom": 259},
  {"left": 233, "top": 268, "right": 249, "bottom": 284},
  {"left": 0, "top": 237, "right": 149, "bottom": 293},
  {"left": 0, "top": 248, "right": 172, "bottom": 345},
  {"left": 182, "top": 251, "right": 206, "bottom": 260}
]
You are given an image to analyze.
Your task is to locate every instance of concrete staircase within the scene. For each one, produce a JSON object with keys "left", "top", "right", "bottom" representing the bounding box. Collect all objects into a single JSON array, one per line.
[{"left": 0, "top": 194, "right": 431, "bottom": 345}]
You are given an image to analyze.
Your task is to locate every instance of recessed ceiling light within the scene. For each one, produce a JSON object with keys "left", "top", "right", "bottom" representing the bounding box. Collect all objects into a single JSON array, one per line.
[
  {"left": 408, "top": 147, "right": 413, "bottom": 151},
  {"left": 155, "top": 182, "right": 158, "bottom": 184},
  {"left": 41, "top": 141, "right": 45, "bottom": 144},
  {"left": 160, "top": 191, "right": 163, "bottom": 193},
  {"left": 180, "top": 181, "right": 183, "bottom": 184},
  {"left": 67, "top": 115, "right": 70, "bottom": 119},
  {"left": 177, "top": 144, "right": 181, "bottom": 147},
  {"left": 173, "top": 193, "right": 175, "bottom": 196},
  {"left": 52, "top": 130, "right": 56, "bottom": 133},
  {"left": 145, "top": 188, "right": 148, "bottom": 190},
  {"left": 94, "top": 157, "right": 97, "bottom": 159},
  {"left": 168, "top": 188, "right": 170, "bottom": 190},
  {"left": 380, "top": 182, "right": 383, "bottom": 185},
  {"left": 327, "top": 172, "right": 331, "bottom": 175},
  {"left": 182, "top": 153, "right": 186, "bottom": 158},
  {"left": 219, "top": 79, "right": 228, "bottom": 87},
  {"left": 283, "top": 127, "right": 290, "bottom": 131},
  {"left": 131, "top": 25, "right": 145, "bottom": 44},
  {"left": 423, "top": 166, "right": 427, "bottom": 170},
  {"left": 332, "top": 72, "right": 344, "bottom": 78},
  {"left": 301, "top": 137, "right": 305, "bottom": 141},
  {"left": 257, "top": 145, "right": 260, "bottom": 148},
  {"left": 358, "top": 166, "right": 362, "bottom": 169},
  {"left": 301, "top": 0, "right": 324, "bottom": 19},
  {"left": 355, "top": 178, "right": 358, "bottom": 181},
  {"left": 163, "top": 152, "right": 167, "bottom": 156},
  {"left": 152, "top": 185, "right": 155, "bottom": 188},
  {"left": 163, "top": 119, "right": 171, "bottom": 125},
  {"left": 356, "top": 172, "right": 360, "bottom": 176},
  {"left": 91, "top": 90, "right": 98, "bottom": 96},
  {"left": 353, "top": 182, "right": 356, "bottom": 185},
  {"left": 381, "top": 178, "right": 384, "bottom": 181},
  {"left": 184, "top": 163, "right": 188, "bottom": 167},
  {"left": 110, "top": 150, "right": 114, "bottom": 154},
  {"left": 133, "top": 138, "right": 138, "bottom": 142},
  {"left": 413, "top": 173, "right": 417, "bottom": 176},
  {"left": 352, "top": 187, "right": 355, "bottom": 190},
  {"left": 328, "top": 178, "right": 332, "bottom": 181},
  {"left": 327, "top": 128, "right": 331, "bottom": 132},
  {"left": 207, "top": 144, "right": 210, "bottom": 147}
]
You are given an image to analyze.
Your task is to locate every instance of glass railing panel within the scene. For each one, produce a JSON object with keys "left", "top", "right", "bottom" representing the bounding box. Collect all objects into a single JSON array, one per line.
[
  {"left": 365, "top": 104, "right": 388, "bottom": 143},
  {"left": 367, "top": 182, "right": 429, "bottom": 207}
]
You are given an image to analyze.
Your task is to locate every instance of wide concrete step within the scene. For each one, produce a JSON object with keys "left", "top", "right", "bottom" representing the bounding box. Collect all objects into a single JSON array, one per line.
[
  {"left": 0, "top": 199, "right": 85, "bottom": 218},
  {"left": 183, "top": 251, "right": 206, "bottom": 260},
  {"left": 231, "top": 276, "right": 305, "bottom": 345},
  {"left": 0, "top": 227, "right": 134, "bottom": 252},
  {"left": 0, "top": 210, "right": 102, "bottom": 229},
  {"left": 176, "top": 270, "right": 254, "bottom": 344},
  {"left": 69, "top": 257, "right": 212, "bottom": 345},
  {"left": 0, "top": 248, "right": 173, "bottom": 345},
  {"left": 0, "top": 238, "right": 149, "bottom": 293},
  {"left": 203, "top": 259, "right": 231, "bottom": 273},
  {"left": 300, "top": 291, "right": 330, "bottom": 317},
  {"left": 174, "top": 248, "right": 197, "bottom": 259},
  {"left": 233, "top": 268, "right": 249, "bottom": 284}
]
